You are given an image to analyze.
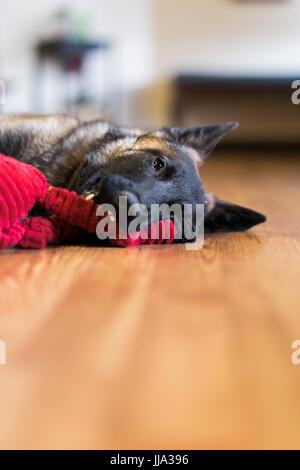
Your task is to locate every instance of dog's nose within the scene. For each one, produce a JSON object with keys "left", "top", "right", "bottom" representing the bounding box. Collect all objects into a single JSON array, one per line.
[
  {"left": 113, "top": 190, "right": 140, "bottom": 208},
  {"left": 98, "top": 175, "right": 141, "bottom": 208}
]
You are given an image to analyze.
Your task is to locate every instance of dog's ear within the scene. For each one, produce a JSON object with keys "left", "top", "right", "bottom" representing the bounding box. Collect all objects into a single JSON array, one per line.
[
  {"left": 161, "top": 122, "right": 238, "bottom": 162},
  {"left": 204, "top": 195, "right": 266, "bottom": 233}
]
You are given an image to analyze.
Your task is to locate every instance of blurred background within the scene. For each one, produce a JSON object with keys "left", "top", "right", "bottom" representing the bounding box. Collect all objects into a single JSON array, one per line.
[{"left": 0, "top": 0, "right": 299, "bottom": 145}]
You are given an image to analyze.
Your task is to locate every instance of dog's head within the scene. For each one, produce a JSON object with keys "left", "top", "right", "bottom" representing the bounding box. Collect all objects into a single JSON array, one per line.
[
  {"left": 0, "top": 114, "right": 266, "bottom": 239},
  {"left": 69, "top": 121, "right": 266, "bottom": 237}
]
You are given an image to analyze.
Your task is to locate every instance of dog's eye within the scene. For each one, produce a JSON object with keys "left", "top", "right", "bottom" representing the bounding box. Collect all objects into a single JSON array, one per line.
[{"left": 152, "top": 157, "right": 165, "bottom": 171}]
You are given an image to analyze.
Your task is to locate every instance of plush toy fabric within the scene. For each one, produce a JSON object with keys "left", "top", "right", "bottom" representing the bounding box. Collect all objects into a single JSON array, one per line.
[{"left": 0, "top": 154, "right": 175, "bottom": 249}]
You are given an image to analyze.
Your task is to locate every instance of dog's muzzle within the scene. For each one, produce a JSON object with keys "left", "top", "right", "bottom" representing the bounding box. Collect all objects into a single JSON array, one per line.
[{"left": 94, "top": 174, "right": 141, "bottom": 208}]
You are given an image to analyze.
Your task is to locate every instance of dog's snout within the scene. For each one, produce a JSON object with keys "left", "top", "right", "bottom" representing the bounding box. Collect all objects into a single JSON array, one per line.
[
  {"left": 98, "top": 175, "right": 140, "bottom": 208},
  {"left": 116, "top": 190, "right": 140, "bottom": 208}
]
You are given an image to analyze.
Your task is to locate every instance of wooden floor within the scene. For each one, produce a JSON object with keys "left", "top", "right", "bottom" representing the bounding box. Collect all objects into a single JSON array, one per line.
[{"left": 0, "top": 150, "right": 299, "bottom": 450}]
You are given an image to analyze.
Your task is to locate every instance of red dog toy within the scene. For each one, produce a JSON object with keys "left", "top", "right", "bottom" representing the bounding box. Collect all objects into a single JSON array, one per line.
[{"left": 0, "top": 154, "right": 175, "bottom": 249}]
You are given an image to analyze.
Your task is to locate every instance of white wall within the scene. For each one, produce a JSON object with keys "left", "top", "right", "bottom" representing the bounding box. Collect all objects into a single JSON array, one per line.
[
  {"left": 1, "top": 0, "right": 300, "bottom": 117},
  {"left": 153, "top": 0, "right": 300, "bottom": 78},
  {"left": 0, "top": 0, "right": 154, "bottom": 113}
]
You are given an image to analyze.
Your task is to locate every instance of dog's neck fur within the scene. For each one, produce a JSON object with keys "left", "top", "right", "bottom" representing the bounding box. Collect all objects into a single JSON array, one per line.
[{"left": 0, "top": 115, "right": 112, "bottom": 187}]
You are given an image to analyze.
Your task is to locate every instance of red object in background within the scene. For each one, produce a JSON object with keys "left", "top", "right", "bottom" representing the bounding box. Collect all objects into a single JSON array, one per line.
[{"left": 0, "top": 154, "right": 175, "bottom": 249}]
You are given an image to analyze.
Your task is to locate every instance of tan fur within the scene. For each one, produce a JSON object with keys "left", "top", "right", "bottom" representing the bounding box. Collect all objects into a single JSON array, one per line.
[
  {"left": 205, "top": 192, "right": 216, "bottom": 212},
  {"left": 0, "top": 113, "right": 78, "bottom": 136},
  {"left": 183, "top": 146, "right": 203, "bottom": 167},
  {"left": 133, "top": 134, "right": 175, "bottom": 157}
]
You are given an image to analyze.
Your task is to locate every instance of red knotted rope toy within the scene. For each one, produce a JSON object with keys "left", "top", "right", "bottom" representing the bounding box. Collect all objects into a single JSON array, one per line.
[{"left": 0, "top": 154, "right": 175, "bottom": 249}]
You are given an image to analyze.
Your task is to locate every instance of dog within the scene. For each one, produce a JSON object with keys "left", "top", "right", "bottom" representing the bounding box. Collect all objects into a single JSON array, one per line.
[{"left": 0, "top": 114, "right": 266, "bottom": 242}]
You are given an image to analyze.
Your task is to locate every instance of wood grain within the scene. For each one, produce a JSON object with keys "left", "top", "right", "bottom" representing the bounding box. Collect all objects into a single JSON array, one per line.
[{"left": 0, "top": 150, "right": 299, "bottom": 450}]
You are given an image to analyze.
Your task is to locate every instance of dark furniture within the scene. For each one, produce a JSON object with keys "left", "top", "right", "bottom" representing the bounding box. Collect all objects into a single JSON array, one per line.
[{"left": 173, "top": 74, "right": 300, "bottom": 146}]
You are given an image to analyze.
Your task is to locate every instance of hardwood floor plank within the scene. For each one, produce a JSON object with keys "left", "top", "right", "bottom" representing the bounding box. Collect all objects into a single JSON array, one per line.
[{"left": 0, "top": 151, "right": 299, "bottom": 449}]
